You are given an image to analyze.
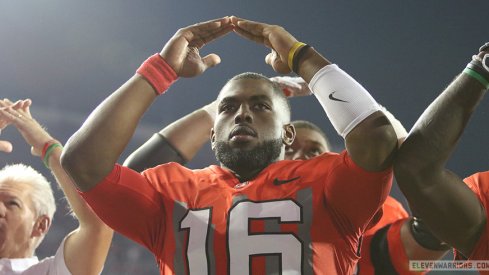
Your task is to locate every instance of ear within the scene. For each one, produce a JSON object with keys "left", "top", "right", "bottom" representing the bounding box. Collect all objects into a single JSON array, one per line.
[
  {"left": 210, "top": 128, "right": 216, "bottom": 150},
  {"left": 31, "top": 215, "right": 51, "bottom": 238},
  {"left": 282, "top": 123, "right": 295, "bottom": 146}
]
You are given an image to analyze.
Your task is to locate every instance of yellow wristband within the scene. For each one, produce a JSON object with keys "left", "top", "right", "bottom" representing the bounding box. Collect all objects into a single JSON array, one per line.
[{"left": 288, "top": 42, "right": 306, "bottom": 70}]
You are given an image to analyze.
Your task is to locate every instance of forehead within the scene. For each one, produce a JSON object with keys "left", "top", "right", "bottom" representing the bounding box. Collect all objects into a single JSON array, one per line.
[
  {"left": 218, "top": 78, "right": 277, "bottom": 102},
  {"left": 294, "top": 128, "right": 328, "bottom": 148},
  {"left": 0, "top": 180, "right": 32, "bottom": 201}
]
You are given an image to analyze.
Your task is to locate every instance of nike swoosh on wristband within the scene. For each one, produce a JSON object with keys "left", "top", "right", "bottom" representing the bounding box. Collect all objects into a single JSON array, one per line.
[
  {"left": 273, "top": 176, "right": 301, "bottom": 186},
  {"left": 328, "top": 91, "right": 349, "bottom": 103}
]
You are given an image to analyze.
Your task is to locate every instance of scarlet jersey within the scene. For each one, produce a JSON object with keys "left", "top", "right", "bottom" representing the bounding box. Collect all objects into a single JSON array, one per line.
[
  {"left": 358, "top": 196, "right": 411, "bottom": 275},
  {"left": 457, "top": 172, "right": 489, "bottom": 263},
  {"left": 81, "top": 151, "right": 392, "bottom": 275},
  {"left": 365, "top": 196, "right": 408, "bottom": 235}
]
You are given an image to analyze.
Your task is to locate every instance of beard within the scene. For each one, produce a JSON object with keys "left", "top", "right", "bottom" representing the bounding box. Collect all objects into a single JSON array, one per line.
[{"left": 214, "top": 138, "right": 283, "bottom": 174}]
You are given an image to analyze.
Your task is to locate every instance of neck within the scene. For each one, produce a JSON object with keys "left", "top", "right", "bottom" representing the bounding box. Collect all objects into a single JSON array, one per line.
[
  {"left": 226, "top": 166, "right": 264, "bottom": 183},
  {"left": 0, "top": 247, "right": 35, "bottom": 259}
]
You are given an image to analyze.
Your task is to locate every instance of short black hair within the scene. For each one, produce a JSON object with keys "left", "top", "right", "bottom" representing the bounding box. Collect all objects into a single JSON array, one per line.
[
  {"left": 220, "top": 72, "right": 291, "bottom": 120},
  {"left": 292, "top": 120, "right": 331, "bottom": 150}
]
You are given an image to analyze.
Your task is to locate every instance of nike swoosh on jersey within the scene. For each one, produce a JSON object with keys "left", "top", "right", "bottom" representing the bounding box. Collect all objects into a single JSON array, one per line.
[
  {"left": 328, "top": 91, "right": 349, "bottom": 103},
  {"left": 273, "top": 176, "right": 301, "bottom": 185}
]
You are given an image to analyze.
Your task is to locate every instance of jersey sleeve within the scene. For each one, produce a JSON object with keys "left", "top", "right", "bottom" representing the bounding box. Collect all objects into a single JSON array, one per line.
[
  {"left": 454, "top": 172, "right": 489, "bottom": 260},
  {"left": 79, "top": 164, "right": 165, "bottom": 253},
  {"left": 324, "top": 150, "right": 393, "bottom": 233}
]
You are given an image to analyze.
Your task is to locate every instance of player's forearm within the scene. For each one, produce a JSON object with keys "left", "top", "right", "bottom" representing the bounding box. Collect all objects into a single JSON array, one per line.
[
  {"left": 160, "top": 104, "right": 215, "bottom": 161},
  {"left": 63, "top": 226, "right": 113, "bottom": 275},
  {"left": 62, "top": 75, "right": 158, "bottom": 191},
  {"left": 397, "top": 73, "right": 486, "bottom": 177},
  {"left": 295, "top": 47, "right": 331, "bottom": 83},
  {"left": 399, "top": 219, "right": 448, "bottom": 262},
  {"left": 306, "top": 57, "right": 397, "bottom": 171},
  {"left": 49, "top": 148, "right": 113, "bottom": 275},
  {"left": 394, "top": 68, "right": 488, "bottom": 255},
  {"left": 124, "top": 102, "right": 215, "bottom": 171}
]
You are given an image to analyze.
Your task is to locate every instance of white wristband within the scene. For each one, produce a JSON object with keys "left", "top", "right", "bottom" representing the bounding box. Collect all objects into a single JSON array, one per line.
[{"left": 308, "top": 64, "right": 380, "bottom": 137}]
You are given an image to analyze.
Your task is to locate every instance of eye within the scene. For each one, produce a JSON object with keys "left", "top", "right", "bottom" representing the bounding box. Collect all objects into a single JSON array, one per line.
[
  {"left": 307, "top": 148, "right": 324, "bottom": 157},
  {"left": 219, "top": 104, "right": 236, "bottom": 113},
  {"left": 7, "top": 200, "right": 21, "bottom": 209},
  {"left": 253, "top": 103, "right": 270, "bottom": 111}
]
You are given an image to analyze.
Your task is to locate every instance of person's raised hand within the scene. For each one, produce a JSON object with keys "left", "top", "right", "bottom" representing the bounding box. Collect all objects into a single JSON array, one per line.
[
  {"left": 479, "top": 42, "right": 489, "bottom": 71},
  {"left": 0, "top": 99, "right": 54, "bottom": 156},
  {"left": 270, "top": 76, "right": 311, "bottom": 97},
  {"left": 160, "top": 16, "right": 234, "bottom": 78},
  {"left": 231, "top": 16, "right": 299, "bottom": 73},
  {"left": 0, "top": 99, "right": 32, "bottom": 153}
]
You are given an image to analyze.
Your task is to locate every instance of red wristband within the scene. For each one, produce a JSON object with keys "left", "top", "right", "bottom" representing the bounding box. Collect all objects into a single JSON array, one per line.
[
  {"left": 41, "top": 139, "right": 59, "bottom": 159},
  {"left": 136, "top": 54, "right": 178, "bottom": 95}
]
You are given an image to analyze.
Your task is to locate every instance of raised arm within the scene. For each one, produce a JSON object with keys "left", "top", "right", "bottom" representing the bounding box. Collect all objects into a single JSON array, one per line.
[
  {"left": 61, "top": 17, "right": 233, "bottom": 191},
  {"left": 394, "top": 45, "right": 489, "bottom": 256},
  {"left": 0, "top": 99, "right": 113, "bottom": 275},
  {"left": 232, "top": 16, "right": 397, "bottom": 171},
  {"left": 123, "top": 100, "right": 217, "bottom": 171}
]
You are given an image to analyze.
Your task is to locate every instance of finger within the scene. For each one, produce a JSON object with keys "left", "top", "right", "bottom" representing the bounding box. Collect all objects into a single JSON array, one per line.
[
  {"left": 483, "top": 54, "right": 489, "bottom": 71},
  {"left": 265, "top": 51, "right": 279, "bottom": 66},
  {"left": 234, "top": 27, "right": 270, "bottom": 47},
  {"left": 21, "top": 99, "right": 32, "bottom": 109},
  {"left": 265, "top": 52, "right": 274, "bottom": 66},
  {"left": 272, "top": 60, "right": 291, "bottom": 74},
  {"left": 232, "top": 16, "right": 265, "bottom": 36},
  {"left": 24, "top": 103, "right": 32, "bottom": 117},
  {"left": 192, "top": 16, "right": 232, "bottom": 31},
  {"left": 11, "top": 100, "right": 23, "bottom": 110},
  {"left": 0, "top": 140, "right": 13, "bottom": 153},
  {"left": 1, "top": 106, "right": 24, "bottom": 122},
  {"left": 202, "top": 54, "right": 221, "bottom": 69},
  {"left": 3, "top": 98, "right": 14, "bottom": 105},
  {"left": 191, "top": 25, "right": 234, "bottom": 48}
]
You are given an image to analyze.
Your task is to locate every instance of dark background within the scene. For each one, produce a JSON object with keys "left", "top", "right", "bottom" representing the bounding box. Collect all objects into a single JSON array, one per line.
[{"left": 1, "top": 1, "right": 488, "bottom": 274}]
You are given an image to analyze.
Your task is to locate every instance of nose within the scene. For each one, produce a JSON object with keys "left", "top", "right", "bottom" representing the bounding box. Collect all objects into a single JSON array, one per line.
[{"left": 234, "top": 104, "right": 252, "bottom": 124}]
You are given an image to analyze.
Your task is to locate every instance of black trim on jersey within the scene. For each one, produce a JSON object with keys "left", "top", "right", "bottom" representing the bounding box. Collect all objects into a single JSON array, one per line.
[
  {"left": 368, "top": 224, "right": 399, "bottom": 275},
  {"left": 124, "top": 133, "right": 186, "bottom": 172},
  {"left": 179, "top": 207, "right": 213, "bottom": 275},
  {"left": 250, "top": 253, "right": 282, "bottom": 275}
]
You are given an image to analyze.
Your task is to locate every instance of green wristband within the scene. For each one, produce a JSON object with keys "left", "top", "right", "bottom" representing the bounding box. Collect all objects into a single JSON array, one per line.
[
  {"left": 463, "top": 68, "right": 489, "bottom": 89},
  {"left": 43, "top": 143, "right": 62, "bottom": 168}
]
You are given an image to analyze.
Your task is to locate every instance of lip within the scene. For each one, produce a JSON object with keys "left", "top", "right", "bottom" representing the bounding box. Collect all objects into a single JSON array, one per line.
[{"left": 229, "top": 125, "right": 257, "bottom": 140}]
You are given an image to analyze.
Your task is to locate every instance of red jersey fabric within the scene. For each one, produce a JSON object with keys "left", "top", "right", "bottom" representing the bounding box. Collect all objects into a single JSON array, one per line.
[
  {"left": 358, "top": 196, "right": 410, "bottom": 275},
  {"left": 452, "top": 171, "right": 489, "bottom": 274},
  {"left": 81, "top": 150, "right": 392, "bottom": 275}
]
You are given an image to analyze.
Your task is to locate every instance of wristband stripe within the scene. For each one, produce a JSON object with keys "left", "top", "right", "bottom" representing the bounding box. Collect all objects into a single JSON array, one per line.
[
  {"left": 463, "top": 68, "right": 489, "bottom": 89},
  {"left": 288, "top": 42, "right": 306, "bottom": 71}
]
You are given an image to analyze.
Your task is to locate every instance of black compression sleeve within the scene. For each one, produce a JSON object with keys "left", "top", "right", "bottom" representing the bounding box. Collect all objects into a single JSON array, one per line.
[
  {"left": 368, "top": 224, "right": 399, "bottom": 275},
  {"left": 123, "top": 133, "right": 186, "bottom": 172}
]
